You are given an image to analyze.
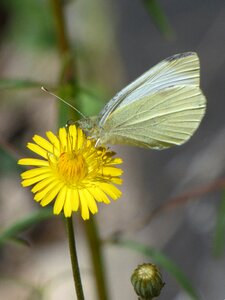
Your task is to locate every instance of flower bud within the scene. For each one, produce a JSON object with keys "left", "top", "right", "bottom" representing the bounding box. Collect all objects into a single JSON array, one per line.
[{"left": 131, "top": 263, "right": 165, "bottom": 299}]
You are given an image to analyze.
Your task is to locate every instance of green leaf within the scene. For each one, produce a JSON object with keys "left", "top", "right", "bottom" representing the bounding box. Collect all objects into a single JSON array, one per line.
[
  {"left": 142, "top": 0, "right": 174, "bottom": 38},
  {"left": 0, "top": 208, "right": 53, "bottom": 247},
  {"left": 111, "top": 239, "right": 199, "bottom": 300},
  {"left": 213, "top": 190, "right": 225, "bottom": 256},
  {"left": 0, "top": 79, "right": 42, "bottom": 90}
]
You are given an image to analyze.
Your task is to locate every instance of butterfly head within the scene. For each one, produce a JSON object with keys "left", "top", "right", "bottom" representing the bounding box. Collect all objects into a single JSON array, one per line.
[{"left": 77, "top": 116, "right": 102, "bottom": 141}]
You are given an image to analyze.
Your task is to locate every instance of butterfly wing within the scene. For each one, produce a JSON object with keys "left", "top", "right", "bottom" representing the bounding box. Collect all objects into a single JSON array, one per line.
[
  {"left": 99, "top": 52, "right": 200, "bottom": 127},
  {"left": 99, "top": 85, "right": 206, "bottom": 149}
]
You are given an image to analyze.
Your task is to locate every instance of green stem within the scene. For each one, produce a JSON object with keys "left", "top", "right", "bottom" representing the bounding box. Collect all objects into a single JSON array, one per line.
[
  {"left": 65, "top": 217, "right": 85, "bottom": 300},
  {"left": 84, "top": 217, "right": 110, "bottom": 300},
  {"left": 50, "top": 0, "right": 69, "bottom": 53},
  {"left": 50, "top": 0, "right": 77, "bottom": 85},
  {"left": 50, "top": 2, "right": 109, "bottom": 299}
]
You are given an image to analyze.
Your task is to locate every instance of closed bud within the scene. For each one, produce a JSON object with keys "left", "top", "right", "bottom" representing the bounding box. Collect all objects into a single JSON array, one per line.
[{"left": 131, "top": 263, "right": 165, "bottom": 299}]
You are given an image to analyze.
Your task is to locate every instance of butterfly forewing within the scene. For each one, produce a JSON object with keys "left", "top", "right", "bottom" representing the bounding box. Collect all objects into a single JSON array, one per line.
[{"left": 99, "top": 52, "right": 200, "bottom": 127}]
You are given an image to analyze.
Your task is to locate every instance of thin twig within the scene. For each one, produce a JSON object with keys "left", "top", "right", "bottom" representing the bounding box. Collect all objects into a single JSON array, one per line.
[
  {"left": 0, "top": 139, "right": 24, "bottom": 160},
  {"left": 84, "top": 217, "right": 110, "bottom": 300},
  {"left": 127, "top": 178, "right": 225, "bottom": 232}
]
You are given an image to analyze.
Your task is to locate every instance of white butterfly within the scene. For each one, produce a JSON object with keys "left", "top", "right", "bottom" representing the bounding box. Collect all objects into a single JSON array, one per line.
[{"left": 79, "top": 52, "right": 206, "bottom": 149}]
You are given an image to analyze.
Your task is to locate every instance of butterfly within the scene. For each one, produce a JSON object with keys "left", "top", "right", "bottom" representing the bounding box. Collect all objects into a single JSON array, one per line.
[{"left": 49, "top": 52, "right": 205, "bottom": 150}]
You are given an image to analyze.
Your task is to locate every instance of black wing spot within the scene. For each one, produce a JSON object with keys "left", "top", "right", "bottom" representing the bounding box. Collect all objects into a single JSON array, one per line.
[{"left": 165, "top": 52, "right": 195, "bottom": 62}]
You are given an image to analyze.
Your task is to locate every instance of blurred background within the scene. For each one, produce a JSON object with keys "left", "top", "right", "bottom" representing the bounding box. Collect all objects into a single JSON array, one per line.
[{"left": 1, "top": 0, "right": 225, "bottom": 299}]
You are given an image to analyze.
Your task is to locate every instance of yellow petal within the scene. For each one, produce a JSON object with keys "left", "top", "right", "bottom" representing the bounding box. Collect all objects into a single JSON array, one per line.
[
  {"left": 59, "top": 127, "right": 67, "bottom": 150},
  {"left": 53, "top": 185, "right": 67, "bottom": 215},
  {"left": 88, "top": 187, "right": 110, "bottom": 204},
  {"left": 31, "top": 176, "right": 56, "bottom": 193},
  {"left": 46, "top": 131, "right": 60, "bottom": 157},
  {"left": 40, "top": 182, "right": 64, "bottom": 206},
  {"left": 71, "top": 188, "right": 79, "bottom": 211},
  {"left": 33, "top": 135, "right": 53, "bottom": 152},
  {"left": 77, "top": 128, "right": 84, "bottom": 150},
  {"left": 21, "top": 167, "right": 50, "bottom": 179},
  {"left": 99, "top": 183, "right": 122, "bottom": 200},
  {"left": 83, "top": 189, "right": 98, "bottom": 214},
  {"left": 27, "top": 143, "right": 48, "bottom": 158},
  {"left": 79, "top": 189, "right": 90, "bottom": 220},
  {"left": 64, "top": 188, "right": 72, "bottom": 217},
  {"left": 110, "top": 177, "right": 123, "bottom": 185},
  {"left": 109, "top": 158, "right": 123, "bottom": 165},
  {"left": 101, "top": 167, "right": 123, "bottom": 177},
  {"left": 46, "top": 131, "right": 60, "bottom": 150},
  {"left": 18, "top": 158, "right": 49, "bottom": 167},
  {"left": 34, "top": 180, "right": 61, "bottom": 202},
  {"left": 21, "top": 173, "right": 52, "bottom": 187},
  {"left": 69, "top": 125, "right": 77, "bottom": 150}
]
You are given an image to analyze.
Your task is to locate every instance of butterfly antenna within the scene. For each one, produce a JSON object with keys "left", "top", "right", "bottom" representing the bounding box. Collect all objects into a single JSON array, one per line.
[{"left": 41, "top": 86, "right": 86, "bottom": 119}]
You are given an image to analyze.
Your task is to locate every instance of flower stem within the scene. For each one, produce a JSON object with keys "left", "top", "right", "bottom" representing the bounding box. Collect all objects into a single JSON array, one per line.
[
  {"left": 50, "top": 0, "right": 76, "bottom": 84},
  {"left": 65, "top": 217, "right": 85, "bottom": 300},
  {"left": 50, "top": 0, "right": 81, "bottom": 123},
  {"left": 84, "top": 217, "right": 110, "bottom": 300}
]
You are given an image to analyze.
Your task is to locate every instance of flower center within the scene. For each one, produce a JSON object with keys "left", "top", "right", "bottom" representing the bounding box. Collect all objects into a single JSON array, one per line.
[{"left": 57, "top": 151, "right": 87, "bottom": 183}]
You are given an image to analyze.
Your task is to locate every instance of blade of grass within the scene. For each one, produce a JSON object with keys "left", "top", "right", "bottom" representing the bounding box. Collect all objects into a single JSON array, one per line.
[
  {"left": 0, "top": 208, "right": 53, "bottom": 246},
  {"left": 0, "top": 79, "right": 42, "bottom": 90},
  {"left": 142, "top": 0, "right": 174, "bottom": 38},
  {"left": 213, "top": 189, "right": 225, "bottom": 256}
]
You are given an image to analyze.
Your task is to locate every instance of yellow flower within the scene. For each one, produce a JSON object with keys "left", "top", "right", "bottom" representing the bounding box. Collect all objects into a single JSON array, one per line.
[{"left": 18, "top": 125, "right": 123, "bottom": 220}]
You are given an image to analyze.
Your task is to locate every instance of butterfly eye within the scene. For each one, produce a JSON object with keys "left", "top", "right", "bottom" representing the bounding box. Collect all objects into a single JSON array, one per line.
[{"left": 66, "top": 120, "right": 76, "bottom": 127}]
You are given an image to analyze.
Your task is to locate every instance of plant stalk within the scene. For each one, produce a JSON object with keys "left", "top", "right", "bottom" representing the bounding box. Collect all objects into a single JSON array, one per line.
[
  {"left": 84, "top": 216, "right": 110, "bottom": 300},
  {"left": 50, "top": 0, "right": 77, "bottom": 85},
  {"left": 65, "top": 217, "right": 85, "bottom": 300}
]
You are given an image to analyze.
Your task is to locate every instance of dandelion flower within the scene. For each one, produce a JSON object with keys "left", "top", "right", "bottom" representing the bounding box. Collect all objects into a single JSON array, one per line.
[{"left": 18, "top": 125, "right": 123, "bottom": 220}]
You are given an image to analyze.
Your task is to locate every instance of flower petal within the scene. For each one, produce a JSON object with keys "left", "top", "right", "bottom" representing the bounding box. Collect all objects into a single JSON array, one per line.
[
  {"left": 71, "top": 188, "right": 79, "bottom": 211},
  {"left": 31, "top": 176, "right": 56, "bottom": 193},
  {"left": 46, "top": 131, "right": 60, "bottom": 157},
  {"left": 69, "top": 125, "right": 77, "bottom": 150},
  {"left": 83, "top": 189, "right": 98, "bottom": 214},
  {"left": 77, "top": 128, "right": 84, "bottom": 150},
  {"left": 34, "top": 180, "right": 61, "bottom": 202},
  {"left": 40, "top": 182, "right": 64, "bottom": 206},
  {"left": 21, "top": 173, "right": 52, "bottom": 187},
  {"left": 59, "top": 127, "right": 67, "bottom": 150},
  {"left": 88, "top": 187, "right": 110, "bottom": 204},
  {"left": 21, "top": 167, "right": 50, "bottom": 179},
  {"left": 109, "top": 158, "right": 123, "bottom": 165},
  {"left": 101, "top": 167, "right": 123, "bottom": 177},
  {"left": 54, "top": 185, "right": 67, "bottom": 215},
  {"left": 27, "top": 143, "right": 48, "bottom": 158},
  {"left": 33, "top": 135, "right": 53, "bottom": 152},
  {"left": 46, "top": 131, "right": 60, "bottom": 149},
  {"left": 99, "top": 183, "right": 122, "bottom": 200},
  {"left": 64, "top": 188, "right": 72, "bottom": 217},
  {"left": 18, "top": 158, "right": 49, "bottom": 167},
  {"left": 79, "top": 189, "right": 90, "bottom": 220},
  {"left": 110, "top": 177, "right": 123, "bottom": 185}
]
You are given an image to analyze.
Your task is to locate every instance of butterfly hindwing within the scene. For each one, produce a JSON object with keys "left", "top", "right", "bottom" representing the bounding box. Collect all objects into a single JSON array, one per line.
[{"left": 99, "top": 85, "right": 206, "bottom": 149}]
